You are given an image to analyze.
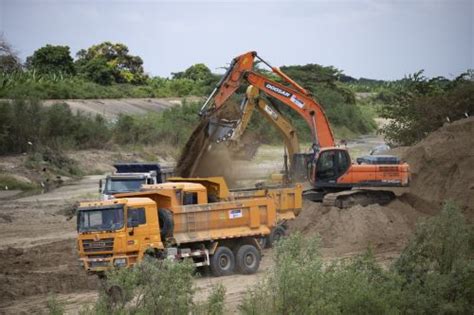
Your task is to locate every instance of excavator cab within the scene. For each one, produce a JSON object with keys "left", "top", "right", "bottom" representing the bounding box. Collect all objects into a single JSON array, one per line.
[{"left": 314, "top": 149, "right": 351, "bottom": 186}]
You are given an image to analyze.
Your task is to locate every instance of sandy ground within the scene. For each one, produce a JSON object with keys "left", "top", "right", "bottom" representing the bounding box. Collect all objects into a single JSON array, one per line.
[{"left": 0, "top": 132, "right": 420, "bottom": 314}]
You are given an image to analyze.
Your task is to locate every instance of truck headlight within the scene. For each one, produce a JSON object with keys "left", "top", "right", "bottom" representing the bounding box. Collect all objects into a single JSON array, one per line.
[{"left": 114, "top": 258, "right": 127, "bottom": 267}]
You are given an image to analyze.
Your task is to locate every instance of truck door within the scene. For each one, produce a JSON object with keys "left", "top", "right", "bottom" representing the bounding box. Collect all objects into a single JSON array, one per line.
[{"left": 126, "top": 207, "right": 150, "bottom": 254}]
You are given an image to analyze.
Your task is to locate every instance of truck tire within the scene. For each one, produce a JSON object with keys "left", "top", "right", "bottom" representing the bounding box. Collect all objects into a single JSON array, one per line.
[
  {"left": 236, "top": 245, "right": 260, "bottom": 274},
  {"left": 210, "top": 246, "right": 235, "bottom": 277},
  {"left": 268, "top": 225, "right": 286, "bottom": 247},
  {"left": 158, "top": 208, "right": 174, "bottom": 240}
]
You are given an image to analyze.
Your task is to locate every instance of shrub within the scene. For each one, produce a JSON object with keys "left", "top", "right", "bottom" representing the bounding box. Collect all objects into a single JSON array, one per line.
[
  {"left": 239, "top": 234, "right": 400, "bottom": 314},
  {"left": 0, "top": 99, "right": 111, "bottom": 155},
  {"left": 393, "top": 201, "right": 474, "bottom": 313},
  {"left": 90, "top": 258, "right": 195, "bottom": 315},
  {"left": 0, "top": 174, "right": 38, "bottom": 191},
  {"left": 240, "top": 203, "right": 474, "bottom": 314},
  {"left": 46, "top": 294, "right": 65, "bottom": 315},
  {"left": 113, "top": 101, "right": 201, "bottom": 147},
  {"left": 380, "top": 71, "right": 474, "bottom": 145}
]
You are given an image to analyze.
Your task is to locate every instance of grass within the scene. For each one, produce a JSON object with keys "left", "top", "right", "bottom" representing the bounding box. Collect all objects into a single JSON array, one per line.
[{"left": 0, "top": 174, "right": 39, "bottom": 191}]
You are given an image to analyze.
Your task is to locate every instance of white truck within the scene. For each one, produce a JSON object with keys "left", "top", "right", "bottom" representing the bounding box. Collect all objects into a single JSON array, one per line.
[{"left": 99, "top": 163, "right": 174, "bottom": 200}]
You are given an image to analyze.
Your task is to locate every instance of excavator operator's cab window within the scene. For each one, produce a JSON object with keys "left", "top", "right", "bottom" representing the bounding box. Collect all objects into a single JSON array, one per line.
[
  {"left": 316, "top": 150, "right": 351, "bottom": 182},
  {"left": 337, "top": 150, "right": 350, "bottom": 174},
  {"left": 183, "top": 192, "right": 198, "bottom": 205},
  {"left": 316, "top": 151, "right": 337, "bottom": 180}
]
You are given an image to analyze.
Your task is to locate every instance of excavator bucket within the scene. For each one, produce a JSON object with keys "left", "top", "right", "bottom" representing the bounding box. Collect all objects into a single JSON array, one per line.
[{"left": 207, "top": 116, "right": 237, "bottom": 143}]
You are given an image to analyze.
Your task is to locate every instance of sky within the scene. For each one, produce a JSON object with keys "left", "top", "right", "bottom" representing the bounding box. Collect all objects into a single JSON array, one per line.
[{"left": 0, "top": 0, "right": 472, "bottom": 80}]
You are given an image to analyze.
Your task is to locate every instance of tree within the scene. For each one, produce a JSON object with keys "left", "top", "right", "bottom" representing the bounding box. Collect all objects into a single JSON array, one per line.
[
  {"left": 77, "top": 57, "right": 115, "bottom": 85},
  {"left": 380, "top": 70, "right": 474, "bottom": 145},
  {"left": 26, "top": 45, "right": 75, "bottom": 75},
  {"left": 172, "top": 63, "right": 212, "bottom": 81},
  {"left": 75, "top": 42, "right": 147, "bottom": 84},
  {"left": 0, "top": 35, "right": 21, "bottom": 73}
]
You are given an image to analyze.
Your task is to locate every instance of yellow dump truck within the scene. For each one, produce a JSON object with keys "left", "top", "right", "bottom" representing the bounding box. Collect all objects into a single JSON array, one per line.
[
  {"left": 165, "top": 177, "right": 302, "bottom": 247},
  {"left": 77, "top": 180, "right": 279, "bottom": 277}
]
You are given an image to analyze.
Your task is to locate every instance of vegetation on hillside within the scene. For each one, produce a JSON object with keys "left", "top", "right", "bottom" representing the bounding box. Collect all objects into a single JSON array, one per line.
[{"left": 0, "top": 99, "right": 201, "bottom": 157}]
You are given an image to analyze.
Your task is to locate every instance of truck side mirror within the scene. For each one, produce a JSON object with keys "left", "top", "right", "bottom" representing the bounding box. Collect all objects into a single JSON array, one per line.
[{"left": 99, "top": 179, "right": 103, "bottom": 193}]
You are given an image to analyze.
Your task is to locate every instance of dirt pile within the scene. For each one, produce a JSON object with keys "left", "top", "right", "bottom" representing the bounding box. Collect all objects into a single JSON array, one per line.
[
  {"left": 289, "top": 199, "right": 425, "bottom": 255},
  {"left": 401, "top": 117, "right": 474, "bottom": 220},
  {"left": 0, "top": 240, "right": 98, "bottom": 307}
]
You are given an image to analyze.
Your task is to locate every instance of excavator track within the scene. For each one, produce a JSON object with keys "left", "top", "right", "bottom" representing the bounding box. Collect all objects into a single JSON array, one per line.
[{"left": 322, "top": 189, "right": 396, "bottom": 209}]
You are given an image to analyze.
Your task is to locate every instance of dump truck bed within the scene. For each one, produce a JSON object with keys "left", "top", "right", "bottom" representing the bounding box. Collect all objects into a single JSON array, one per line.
[
  {"left": 165, "top": 177, "right": 303, "bottom": 221},
  {"left": 171, "top": 198, "right": 276, "bottom": 244},
  {"left": 230, "top": 184, "right": 302, "bottom": 221}
]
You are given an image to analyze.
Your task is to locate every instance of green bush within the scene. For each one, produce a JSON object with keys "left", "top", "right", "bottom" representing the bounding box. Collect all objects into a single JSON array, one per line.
[
  {"left": 240, "top": 202, "right": 474, "bottom": 314},
  {"left": 0, "top": 174, "right": 38, "bottom": 191},
  {"left": 86, "top": 258, "right": 197, "bottom": 315},
  {"left": 379, "top": 71, "right": 474, "bottom": 145},
  {"left": 239, "top": 234, "right": 400, "bottom": 314},
  {"left": 0, "top": 99, "right": 111, "bottom": 155},
  {"left": 113, "top": 101, "right": 201, "bottom": 147},
  {"left": 393, "top": 201, "right": 474, "bottom": 313},
  {"left": 25, "top": 147, "right": 83, "bottom": 177},
  {"left": 46, "top": 294, "right": 65, "bottom": 315}
]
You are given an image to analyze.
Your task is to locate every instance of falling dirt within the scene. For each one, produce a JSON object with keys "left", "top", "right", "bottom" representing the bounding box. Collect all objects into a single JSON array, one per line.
[{"left": 176, "top": 98, "right": 262, "bottom": 184}]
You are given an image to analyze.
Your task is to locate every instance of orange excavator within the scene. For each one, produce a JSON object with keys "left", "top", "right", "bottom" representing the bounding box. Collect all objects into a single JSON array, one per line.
[{"left": 198, "top": 51, "right": 410, "bottom": 208}]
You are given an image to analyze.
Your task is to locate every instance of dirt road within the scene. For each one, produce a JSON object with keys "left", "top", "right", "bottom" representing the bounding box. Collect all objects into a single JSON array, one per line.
[{"left": 0, "top": 175, "right": 106, "bottom": 314}]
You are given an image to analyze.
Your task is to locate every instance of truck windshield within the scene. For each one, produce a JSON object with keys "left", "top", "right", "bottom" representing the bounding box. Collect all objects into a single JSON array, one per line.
[
  {"left": 105, "top": 178, "right": 145, "bottom": 194},
  {"left": 78, "top": 207, "right": 124, "bottom": 232}
]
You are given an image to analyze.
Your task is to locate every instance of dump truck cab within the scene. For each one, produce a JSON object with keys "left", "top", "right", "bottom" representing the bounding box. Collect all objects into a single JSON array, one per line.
[
  {"left": 77, "top": 197, "right": 162, "bottom": 272},
  {"left": 100, "top": 163, "right": 174, "bottom": 200}
]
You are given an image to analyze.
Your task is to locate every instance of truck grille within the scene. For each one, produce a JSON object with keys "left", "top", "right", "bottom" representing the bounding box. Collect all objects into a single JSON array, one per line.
[
  {"left": 88, "top": 260, "right": 111, "bottom": 268},
  {"left": 82, "top": 238, "right": 114, "bottom": 253}
]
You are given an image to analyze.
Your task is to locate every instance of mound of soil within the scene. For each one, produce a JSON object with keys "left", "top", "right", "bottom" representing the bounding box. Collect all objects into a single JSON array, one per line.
[
  {"left": 290, "top": 118, "right": 474, "bottom": 255},
  {"left": 401, "top": 117, "right": 474, "bottom": 220},
  {"left": 0, "top": 240, "right": 98, "bottom": 307},
  {"left": 289, "top": 199, "right": 425, "bottom": 255}
]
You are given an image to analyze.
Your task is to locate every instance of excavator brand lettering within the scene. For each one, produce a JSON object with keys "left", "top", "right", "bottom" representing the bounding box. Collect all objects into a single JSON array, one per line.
[{"left": 265, "top": 82, "right": 291, "bottom": 98}]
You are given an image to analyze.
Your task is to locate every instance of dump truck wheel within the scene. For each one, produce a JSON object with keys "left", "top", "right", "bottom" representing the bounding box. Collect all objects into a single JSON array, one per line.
[
  {"left": 236, "top": 245, "right": 260, "bottom": 274},
  {"left": 268, "top": 225, "right": 286, "bottom": 247},
  {"left": 210, "top": 246, "right": 235, "bottom": 277}
]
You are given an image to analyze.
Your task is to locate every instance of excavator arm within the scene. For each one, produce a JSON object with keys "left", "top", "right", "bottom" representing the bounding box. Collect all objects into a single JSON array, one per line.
[
  {"left": 230, "top": 85, "right": 300, "bottom": 161},
  {"left": 200, "top": 51, "right": 335, "bottom": 148}
]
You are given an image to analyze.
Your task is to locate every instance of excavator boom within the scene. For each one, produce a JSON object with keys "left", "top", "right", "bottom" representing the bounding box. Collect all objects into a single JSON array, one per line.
[{"left": 201, "top": 51, "right": 335, "bottom": 148}]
